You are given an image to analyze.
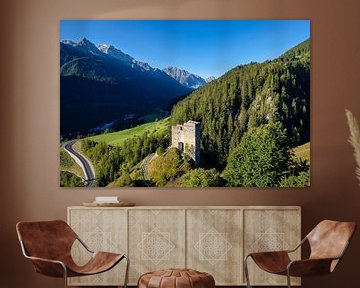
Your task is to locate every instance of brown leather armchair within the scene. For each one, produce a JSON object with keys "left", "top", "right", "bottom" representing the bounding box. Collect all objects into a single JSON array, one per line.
[
  {"left": 244, "top": 220, "right": 356, "bottom": 288},
  {"left": 16, "top": 220, "right": 129, "bottom": 288}
]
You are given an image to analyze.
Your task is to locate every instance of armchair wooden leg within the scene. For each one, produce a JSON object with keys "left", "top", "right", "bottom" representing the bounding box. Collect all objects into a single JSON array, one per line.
[{"left": 244, "top": 255, "right": 252, "bottom": 288}]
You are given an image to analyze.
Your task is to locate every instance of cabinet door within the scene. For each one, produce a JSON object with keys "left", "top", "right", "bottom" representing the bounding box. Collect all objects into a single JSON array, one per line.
[
  {"left": 187, "top": 209, "right": 243, "bottom": 285},
  {"left": 68, "top": 208, "right": 128, "bottom": 286},
  {"left": 243, "top": 209, "right": 301, "bottom": 286},
  {"left": 128, "top": 209, "right": 186, "bottom": 284}
]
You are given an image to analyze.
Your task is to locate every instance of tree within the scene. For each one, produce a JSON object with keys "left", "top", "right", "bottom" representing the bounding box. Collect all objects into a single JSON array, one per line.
[
  {"left": 280, "top": 171, "right": 310, "bottom": 187},
  {"left": 223, "top": 122, "right": 292, "bottom": 187},
  {"left": 115, "top": 167, "right": 134, "bottom": 187},
  {"left": 60, "top": 171, "right": 83, "bottom": 187},
  {"left": 147, "top": 148, "right": 192, "bottom": 186},
  {"left": 176, "top": 168, "right": 224, "bottom": 187}
]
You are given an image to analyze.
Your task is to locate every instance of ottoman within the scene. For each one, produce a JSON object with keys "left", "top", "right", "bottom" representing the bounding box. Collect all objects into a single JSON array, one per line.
[{"left": 138, "top": 268, "right": 215, "bottom": 288}]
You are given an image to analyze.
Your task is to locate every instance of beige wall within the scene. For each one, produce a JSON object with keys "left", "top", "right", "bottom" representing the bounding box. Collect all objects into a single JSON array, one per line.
[{"left": 1, "top": 0, "right": 360, "bottom": 287}]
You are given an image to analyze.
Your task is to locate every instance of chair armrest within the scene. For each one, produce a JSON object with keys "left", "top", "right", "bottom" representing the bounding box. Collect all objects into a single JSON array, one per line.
[
  {"left": 247, "top": 250, "right": 290, "bottom": 258},
  {"left": 26, "top": 255, "right": 65, "bottom": 266},
  {"left": 287, "top": 258, "right": 336, "bottom": 277},
  {"left": 245, "top": 236, "right": 306, "bottom": 258},
  {"left": 25, "top": 255, "right": 67, "bottom": 278},
  {"left": 245, "top": 237, "right": 307, "bottom": 259}
]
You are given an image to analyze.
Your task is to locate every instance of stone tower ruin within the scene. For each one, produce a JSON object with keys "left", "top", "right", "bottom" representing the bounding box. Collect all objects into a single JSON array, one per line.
[{"left": 171, "top": 120, "right": 201, "bottom": 166}]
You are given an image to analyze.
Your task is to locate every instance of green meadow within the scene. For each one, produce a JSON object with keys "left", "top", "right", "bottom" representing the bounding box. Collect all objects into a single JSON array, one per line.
[{"left": 87, "top": 117, "right": 170, "bottom": 146}]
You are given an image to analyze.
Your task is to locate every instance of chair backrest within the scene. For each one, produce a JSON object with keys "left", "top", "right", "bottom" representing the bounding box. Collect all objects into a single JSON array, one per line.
[
  {"left": 16, "top": 220, "right": 77, "bottom": 261},
  {"left": 307, "top": 220, "right": 356, "bottom": 261}
]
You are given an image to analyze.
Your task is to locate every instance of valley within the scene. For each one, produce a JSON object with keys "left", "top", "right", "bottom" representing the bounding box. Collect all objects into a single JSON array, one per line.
[{"left": 60, "top": 33, "right": 310, "bottom": 188}]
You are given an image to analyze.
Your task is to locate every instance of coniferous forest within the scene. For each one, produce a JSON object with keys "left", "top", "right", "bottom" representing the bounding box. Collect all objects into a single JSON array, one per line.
[{"left": 171, "top": 39, "right": 310, "bottom": 170}]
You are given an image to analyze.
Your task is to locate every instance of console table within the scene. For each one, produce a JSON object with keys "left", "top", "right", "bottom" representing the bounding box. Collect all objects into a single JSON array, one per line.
[{"left": 67, "top": 206, "right": 301, "bottom": 286}]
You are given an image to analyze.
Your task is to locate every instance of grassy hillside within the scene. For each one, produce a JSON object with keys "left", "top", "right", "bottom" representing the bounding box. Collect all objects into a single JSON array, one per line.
[
  {"left": 87, "top": 117, "right": 169, "bottom": 146},
  {"left": 293, "top": 142, "right": 310, "bottom": 164}
]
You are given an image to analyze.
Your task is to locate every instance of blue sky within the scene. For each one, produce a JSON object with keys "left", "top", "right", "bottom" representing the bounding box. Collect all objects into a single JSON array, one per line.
[{"left": 60, "top": 20, "right": 310, "bottom": 78}]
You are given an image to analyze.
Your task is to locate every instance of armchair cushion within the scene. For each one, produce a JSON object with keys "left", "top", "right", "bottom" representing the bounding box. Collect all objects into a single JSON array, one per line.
[
  {"left": 287, "top": 258, "right": 334, "bottom": 277},
  {"left": 250, "top": 251, "right": 291, "bottom": 274},
  {"left": 66, "top": 251, "right": 124, "bottom": 276}
]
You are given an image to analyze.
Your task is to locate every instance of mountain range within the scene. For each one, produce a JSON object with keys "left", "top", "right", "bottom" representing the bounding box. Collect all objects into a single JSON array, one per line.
[
  {"left": 163, "top": 66, "right": 214, "bottom": 88},
  {"left": 60, "top": 38, "right": 196, "bottom": 136}
]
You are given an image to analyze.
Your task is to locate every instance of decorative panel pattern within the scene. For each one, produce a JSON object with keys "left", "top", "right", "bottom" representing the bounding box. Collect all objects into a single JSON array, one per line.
[
  {"left": 187, "top": 209, "right": 242, "bottom": 285},
  {"left": 68, "top": 206, "right": 300, "bottom": 286},
  {"left": 68, "top": 208, "right": 127, "bottom": 286},
  {"left": 128, "top": 209, "right": 186, "bottom": 284},
  {"left": 244, "top": 209, "right": 301, "bottom": 286}
]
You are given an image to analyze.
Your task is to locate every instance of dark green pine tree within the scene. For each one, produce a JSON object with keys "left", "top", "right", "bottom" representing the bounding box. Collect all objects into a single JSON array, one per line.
[{"left": 223, "top": 122, "right": 293, "bottom": 187}]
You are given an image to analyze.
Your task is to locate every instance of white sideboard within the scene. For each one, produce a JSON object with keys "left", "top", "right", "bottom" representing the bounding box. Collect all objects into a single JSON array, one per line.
[{"left": 67, "top": 206, "right": 301, "bottom": 286}]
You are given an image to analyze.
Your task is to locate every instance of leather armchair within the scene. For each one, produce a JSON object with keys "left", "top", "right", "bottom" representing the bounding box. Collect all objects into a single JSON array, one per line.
[
  {"left": 16, "top": 220, "right": 129, "bottom": 288},
  {"left": 244, "top": 220, "right": 356, "bottom": 288}
]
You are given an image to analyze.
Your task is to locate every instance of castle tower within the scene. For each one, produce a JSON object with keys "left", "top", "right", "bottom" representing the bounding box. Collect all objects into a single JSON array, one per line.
[{"left": 171, "top": 120, "right": 201, "bottom": 166}]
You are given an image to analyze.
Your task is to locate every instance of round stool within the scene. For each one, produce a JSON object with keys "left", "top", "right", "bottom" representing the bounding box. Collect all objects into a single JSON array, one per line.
[{"left": 138, "top": 268, "right": 215, "bottom": 288}]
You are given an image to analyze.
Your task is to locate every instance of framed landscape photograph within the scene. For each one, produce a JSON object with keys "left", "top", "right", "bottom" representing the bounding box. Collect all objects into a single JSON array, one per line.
[{"left": 60, "top": 20, "right": 310, "bottom": 188}]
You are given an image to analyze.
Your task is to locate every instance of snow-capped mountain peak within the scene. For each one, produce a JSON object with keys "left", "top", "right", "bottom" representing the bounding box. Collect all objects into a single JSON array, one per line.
[
  {"left": 163, "top": 66, "right": 207, "bottom": 89},
  {"left": 61, "top": 39, "right": 77, "bottom": 47},
  {"left": 75, "top": 38, "right": 103, "bottom": 56},
  {"left": 206, "top": 76, "right": 216, "bottom": 83},
  {"left": 62, "top": 38, "right": 179, "bottom": 81},
  {"left": 98, "top": 44, "right": 110, "bottom": 53}
]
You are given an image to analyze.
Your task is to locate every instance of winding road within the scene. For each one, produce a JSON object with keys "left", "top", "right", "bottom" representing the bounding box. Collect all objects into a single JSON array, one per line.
[
  {"left": 141, "top": 153, "right": 155, "bottom": 181},
  {"left": 64, "top": 140, "right": 96, "bottom": 187}
]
